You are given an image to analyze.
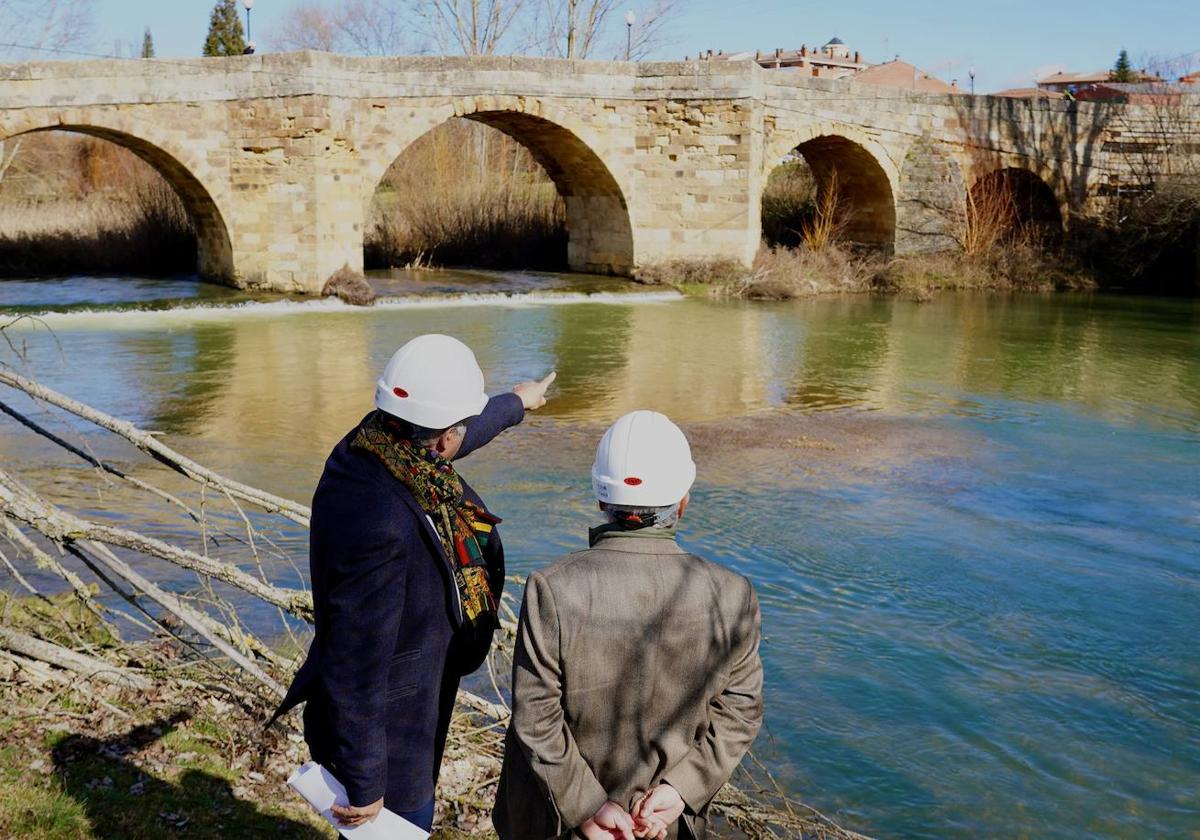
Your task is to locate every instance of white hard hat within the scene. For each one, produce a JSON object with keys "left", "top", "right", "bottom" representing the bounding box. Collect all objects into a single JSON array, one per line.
[
  {"left": 374, "top": 334, "right": 488, "bottom": 429},
  {"left": 592, "top": 410, "right": 696, "bottom": 507}
]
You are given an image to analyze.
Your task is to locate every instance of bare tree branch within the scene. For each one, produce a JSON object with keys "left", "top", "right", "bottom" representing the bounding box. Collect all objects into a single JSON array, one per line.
[
  {"left": 0, "top": 0, "right": 94, "bottom": 59},
  {"left": 0, "top": 369, "right": 311, "bottom": 526},
  {"left": 407, "top": 0, "right": 527, "bottom": 56},
  {"left": 0, "top": 624, "right": 151, "bottom": 689},
  {"left": 273, "top": 0, "right": 414, "bottom": 56}
]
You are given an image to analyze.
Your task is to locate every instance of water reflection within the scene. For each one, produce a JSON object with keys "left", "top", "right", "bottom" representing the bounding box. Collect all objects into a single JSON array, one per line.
[{"left": 4, "top": 289, "right": 1199, "bottom": 448}]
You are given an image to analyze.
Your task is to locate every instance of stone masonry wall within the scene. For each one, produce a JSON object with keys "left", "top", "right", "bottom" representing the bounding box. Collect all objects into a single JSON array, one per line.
[{"left": 0, "top": 52, "right": 1194, "bottom": 292}]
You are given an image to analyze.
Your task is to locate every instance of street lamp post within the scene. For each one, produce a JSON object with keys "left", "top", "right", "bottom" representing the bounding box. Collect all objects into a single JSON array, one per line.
[
  {"left": 969, "top": 66, "right": 976, "bottom": 95},
  {"left": 243, "top": 0, "right": 254, "bottom": 45},
  {"left": 625, "top": 11, "right": 635, "bottom": 61}
]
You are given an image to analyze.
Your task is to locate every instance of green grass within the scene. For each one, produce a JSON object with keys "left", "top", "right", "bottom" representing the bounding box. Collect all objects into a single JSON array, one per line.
[{"left": 0, "top": 706, "right": 333, "bottom": 840}]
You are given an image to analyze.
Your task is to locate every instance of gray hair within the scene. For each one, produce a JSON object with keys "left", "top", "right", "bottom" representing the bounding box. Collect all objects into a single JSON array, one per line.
[
  {"left": 408, "top": 421, "right": 467, "bottom": 447},
  {"left": 601, "top": 502, "right": 681, "bottom": 530}
]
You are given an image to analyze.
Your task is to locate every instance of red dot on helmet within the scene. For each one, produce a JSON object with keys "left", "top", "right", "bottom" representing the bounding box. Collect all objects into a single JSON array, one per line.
[
  {"left": 392, "top": 387, "right": 409, "bottom": 398},
  {"left": 624, "top": 477, "right": 643, "bottom": 486}
]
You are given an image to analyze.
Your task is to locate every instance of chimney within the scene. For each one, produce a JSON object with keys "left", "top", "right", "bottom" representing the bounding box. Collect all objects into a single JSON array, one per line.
[
  {"left": 755, "top": 50, "right": 761, "bottom": 60},
  {"left": 854, "top": 50, "right": 861, "bottom": 63},
  {"left": 706, "top": 49, "right": 713, "bottom": 59},
  {"left": 800, "top": 45, "right": 807, "bottom": 57},
  {"left": 775, "top": 47, "right": 782, "bottom": 58}
]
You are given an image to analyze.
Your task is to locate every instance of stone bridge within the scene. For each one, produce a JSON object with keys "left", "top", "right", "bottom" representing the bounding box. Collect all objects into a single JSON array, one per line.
[{"left": 1, "top": 52, "right": 1191, "bottom": 292}]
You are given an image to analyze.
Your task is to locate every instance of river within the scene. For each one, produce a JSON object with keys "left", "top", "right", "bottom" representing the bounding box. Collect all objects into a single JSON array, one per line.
[{"left": 1, "top": 270, "right": 1198, "bottom": 839}]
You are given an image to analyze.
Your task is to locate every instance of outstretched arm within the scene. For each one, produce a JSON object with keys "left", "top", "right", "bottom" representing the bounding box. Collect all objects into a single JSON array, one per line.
[{"left": 455, "top": 371, "right": 556, "bottom": 460}]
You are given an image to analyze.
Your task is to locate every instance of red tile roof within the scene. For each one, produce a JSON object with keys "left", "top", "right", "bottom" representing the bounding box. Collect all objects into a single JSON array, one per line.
[
  {"left": 992, "top": 87, "right": 1065, "bottom": 99},
  {"left": 853, "top": 60, "right": 960, "bottom": 93}
]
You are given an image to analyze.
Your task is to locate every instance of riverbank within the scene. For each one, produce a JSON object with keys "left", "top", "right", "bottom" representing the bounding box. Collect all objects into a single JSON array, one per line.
[
  {"left": 0, "top": 610, "right": 498, "bottom": 839},
  {"left": 634, "top": 242, "right": 1099, "bottom": 302}
]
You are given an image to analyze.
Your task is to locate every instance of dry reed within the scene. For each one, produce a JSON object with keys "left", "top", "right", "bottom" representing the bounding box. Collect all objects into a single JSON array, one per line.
[
  {"left": 801, "top": 169, "right": 846, "bottom": 252},
  {"left": 960, "top": 172, "right": 1017, "bottom": 257},
  {"left": 0, "top": 132, "right": 195, "bottom": 277},
  {"left": 760, "top": 158, "right": 817, "bottom": 249},
  {"left": 365, "top": 119, "right": 566, "bottom": 271}
]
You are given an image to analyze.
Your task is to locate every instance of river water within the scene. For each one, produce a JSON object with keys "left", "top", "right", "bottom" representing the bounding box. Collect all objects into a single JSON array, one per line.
[{"left": 1, "top": 271, "right": 1198, "bottom": 839}]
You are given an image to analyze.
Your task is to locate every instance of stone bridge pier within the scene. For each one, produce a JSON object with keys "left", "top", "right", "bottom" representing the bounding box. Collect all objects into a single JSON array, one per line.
[{"left": 1, "top": 52, "right": 1189, "bottom": 293}]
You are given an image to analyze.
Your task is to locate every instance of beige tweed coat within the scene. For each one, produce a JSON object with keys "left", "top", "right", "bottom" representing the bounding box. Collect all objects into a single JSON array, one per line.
[{"left": 492, "top": 531, "right": 764, "bottom": 840}]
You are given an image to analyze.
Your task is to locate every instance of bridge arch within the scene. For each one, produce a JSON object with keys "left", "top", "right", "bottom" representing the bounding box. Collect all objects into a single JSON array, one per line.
[
  {"left": 969, "top": 166, "right": 1064, "bottom": 241},
  {"left": 0, "top": 116, "right": 234, "bottom": 283},
  {"left": 361, "top": 99, "right": 634, "bottom": 275},
  {"left": 764, "top": 123, "right": 899, "bottom": 251}
]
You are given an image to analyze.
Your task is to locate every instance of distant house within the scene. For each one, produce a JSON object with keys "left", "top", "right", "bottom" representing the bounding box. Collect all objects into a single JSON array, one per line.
[
  {"left": 698, "top": 36, "right": 869, "bottom": 79},
  {"left": 1036, "top": 69, "right": 1158, "bottom": 93},
  {"left": 992, "top": 87, "right": 1065, "bottom": 100},
  {"left": 695, "top": 37, "right": 961, "bottom": 93},
  {"left": 1074, "top": 81, "right": 1196, "bottom": 105},
  {"left": 853, "top": 59, "right": 960, "bottom": 93}
]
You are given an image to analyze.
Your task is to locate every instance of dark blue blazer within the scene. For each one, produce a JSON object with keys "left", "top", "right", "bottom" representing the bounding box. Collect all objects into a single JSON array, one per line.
[{"left": 275, "top": 394, "right": 524, "bottom": 810}]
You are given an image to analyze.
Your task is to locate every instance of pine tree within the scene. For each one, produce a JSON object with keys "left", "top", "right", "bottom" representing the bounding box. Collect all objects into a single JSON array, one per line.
[
  {"left": 1111, "top": 49, "right": 1136, "bottom": 83},
  {"left": 141, "top": 27, "right": 155, "bottom": 59},
  {"left": 202, "top": 0, "right": 246, "bottom": 57}
]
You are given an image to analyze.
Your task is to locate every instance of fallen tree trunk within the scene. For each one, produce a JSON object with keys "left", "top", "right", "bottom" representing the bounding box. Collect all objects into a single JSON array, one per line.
[
  {"left": 0, "top": 466, "right": 313, "bottom": 621},
  {"left": 0, "top": 624, "right": 151, "bottom": 689},
  {"left": 72, "top": 539, "right": 286, "bottom": 698},
  {"left": 0, "top": 369, "right": 311, "bottom": 526}
]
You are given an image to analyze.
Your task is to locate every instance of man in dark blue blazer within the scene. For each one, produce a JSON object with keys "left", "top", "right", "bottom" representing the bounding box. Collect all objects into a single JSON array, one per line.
[{"left": 273, "top": 334, "right": 555, "bottom": 832}]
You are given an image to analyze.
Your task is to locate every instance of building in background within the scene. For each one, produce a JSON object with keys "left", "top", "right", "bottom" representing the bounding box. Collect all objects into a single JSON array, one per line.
[
  {"left": 697, "top": 36, "right": 869, "bottom": 79},
  {"left": 1075, "top": 81, "right": 1197, "bottom": 105},
  {"left": 696, "top": 36, "right": 958, "bottom": 92},
  {"left": 991, "top": 87, "right": 1065, "bottom": 100},
  {"left": 1036, "top": 69, "right": 1159, "bottom": 93},
  {"left": 853, "top": 59, "right": 960, "bottom": 93}
]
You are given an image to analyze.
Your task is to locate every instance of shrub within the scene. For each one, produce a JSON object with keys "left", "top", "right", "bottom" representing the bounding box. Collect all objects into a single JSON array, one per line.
[{"left": 322, "top": 265, "right": 376, "bottom": 306}]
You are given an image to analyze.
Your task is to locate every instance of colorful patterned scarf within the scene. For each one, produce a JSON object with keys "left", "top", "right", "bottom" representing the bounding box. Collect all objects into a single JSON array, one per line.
[{"left": 351, "top": 412, "right": 500, "bottom": 625}]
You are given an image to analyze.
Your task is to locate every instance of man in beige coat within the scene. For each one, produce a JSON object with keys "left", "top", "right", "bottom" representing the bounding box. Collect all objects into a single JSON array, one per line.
[{"left": 493, "top": 411, "right": 764, "bottom": 840}]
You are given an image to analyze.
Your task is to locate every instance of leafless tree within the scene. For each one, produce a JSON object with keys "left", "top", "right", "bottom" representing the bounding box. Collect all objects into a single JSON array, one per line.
[
  {"left": 624, "top": 0, "right": 679, "bottom": 60},
  {"left": 1097, "top": 53, "right": 1200, "bottom": 286},
  {"left": 407, "top": 0, "right": 527, "bottom": 55},
  {"left": 533, "top": 0, "right": 614, "bottom": 58},
  {"left": 273, "top": 0, "right": 412, "bottom": 56},
  {"left": 530, "top": 0, "right": 681, "bottom": 60},
  {"left": 273, "top": 1, "right": 342, "bottom": 52},
  {"left": 340, "top": 0, "right": 412, "bottom": 55},
  {"left": 0, "top": 0, "right": 94, "bottom": 59},
  {"left": 0, "top": 0, "right": 94, "bottom": 186}
]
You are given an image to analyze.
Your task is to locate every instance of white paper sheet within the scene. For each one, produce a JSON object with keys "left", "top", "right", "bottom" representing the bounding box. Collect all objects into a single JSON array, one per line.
[{"left": 287, "top": 761, "right": 430, "bottom": 840}]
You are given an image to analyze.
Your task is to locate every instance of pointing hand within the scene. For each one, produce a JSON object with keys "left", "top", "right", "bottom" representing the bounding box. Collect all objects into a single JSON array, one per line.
[{"left": 513, "top": 370, "right": 557, "bottom": 411}]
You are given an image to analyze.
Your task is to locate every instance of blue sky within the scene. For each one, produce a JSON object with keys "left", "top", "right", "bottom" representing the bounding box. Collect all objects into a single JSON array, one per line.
[{"left": 66, "top": 0, "right": 1200, "bottom": 92}]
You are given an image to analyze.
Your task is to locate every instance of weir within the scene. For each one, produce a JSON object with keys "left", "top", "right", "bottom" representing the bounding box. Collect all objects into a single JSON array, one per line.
[{"left": 1, "top": 51, "right": 1196, "bottom": 292}]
